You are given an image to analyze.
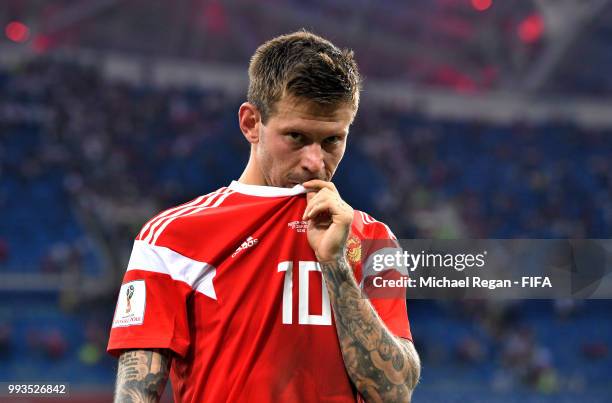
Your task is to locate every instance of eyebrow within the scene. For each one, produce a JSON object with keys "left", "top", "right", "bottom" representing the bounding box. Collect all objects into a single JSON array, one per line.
[{"left": 284, "top": 127, "right": 348, "bottom": 138}]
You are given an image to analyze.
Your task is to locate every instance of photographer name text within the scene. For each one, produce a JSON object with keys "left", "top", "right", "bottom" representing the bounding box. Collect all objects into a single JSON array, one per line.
[{"left": 373, "top": 276, "right": 552, "bottom": 289}]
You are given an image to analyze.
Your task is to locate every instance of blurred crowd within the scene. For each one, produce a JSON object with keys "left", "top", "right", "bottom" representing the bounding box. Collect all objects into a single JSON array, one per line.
[
  {"left": 1, "top": 60, "right": 243, "bottom": 275},
  {"left": 355, "top": 109, "right": 612, "bottom": 239}
]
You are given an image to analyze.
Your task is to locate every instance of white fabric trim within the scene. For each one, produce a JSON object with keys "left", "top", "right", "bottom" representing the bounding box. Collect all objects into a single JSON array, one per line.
[
  {"left": 360, "top": 211, "right": 376, "bottom": 224},
  {"left": 138, "top": 193, "right": 209, "bottom": 241},
  {"left": 127, "top": 240, "right": 217, "bottom": 300},
  {"left": 228, "top": 180, "right": 306, "bottom": 197},
  {"left": 358, "top": 211, "right": 397, "bottom": 239},
  {"left": 150, "top": 188, "right": 233, "bottom": 245}
]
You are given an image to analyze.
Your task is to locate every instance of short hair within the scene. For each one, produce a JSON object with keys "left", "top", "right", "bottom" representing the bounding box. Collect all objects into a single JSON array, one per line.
[{"left": 247, "top": 29, "right": 361, "bottom": 123}]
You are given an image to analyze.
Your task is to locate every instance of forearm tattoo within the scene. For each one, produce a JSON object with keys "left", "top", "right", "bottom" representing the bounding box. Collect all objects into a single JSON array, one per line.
[
  {"left": 320, "top": 258, "right": 421, "bottom": 402},
  {"left": 114, "top": 349, "right": 171, "bottom": 403}
]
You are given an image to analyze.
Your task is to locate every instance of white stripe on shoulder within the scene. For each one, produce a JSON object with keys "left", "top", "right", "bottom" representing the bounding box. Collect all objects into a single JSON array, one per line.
[
  {"left": 143, "top": 188, "right": 226, "bottom": 244},
  {"left": 143, "top": 191, "right": 219, "bottom": 244},
  {"left": 151, "top": 188, "right": 234, "bottom": 245},
  {"left": 359, "top": 211, "right": 375, "bottom": 225},
  {"left": 382, "top": 223, "right": 397, "bottom": 240},
  {"left": 142, "top": 189, "right": 225, "bottom": 243},
  {"left": 137, "top": 195, "right": 207, "bottom": 240},
  {"left": 357, "top": 211, "right": 397, "bottom": 239},
  {"left": 138, "top": 189, "right": 224, "bottom": 241},
  {"left": 365, "top": 213, "right": 376, "bottom": 224},
  {"left": 127, "top": 240, "right": 217, "bottom": 300}
]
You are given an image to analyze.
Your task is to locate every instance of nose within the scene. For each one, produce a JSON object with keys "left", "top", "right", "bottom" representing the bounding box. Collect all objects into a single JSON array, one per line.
[{"left": 300, "top": 143, "right": 325, "bottom": 175}]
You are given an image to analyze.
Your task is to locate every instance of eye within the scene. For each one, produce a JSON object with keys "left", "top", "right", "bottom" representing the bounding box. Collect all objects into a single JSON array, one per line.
[
  {"left": 324, "top": 136, "right": 341, "bottom": 145},
  {"left": 287, "top": 132, "right": 304, "bottom": 142}
]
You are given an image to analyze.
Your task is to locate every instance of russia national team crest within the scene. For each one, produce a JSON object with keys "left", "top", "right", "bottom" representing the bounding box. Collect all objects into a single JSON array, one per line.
[
  {"left": 346, "top": 234, "right": 361, "bottom": 266},
  {"left": 112, "top": 280, "right": 146, "bottom": 328}
]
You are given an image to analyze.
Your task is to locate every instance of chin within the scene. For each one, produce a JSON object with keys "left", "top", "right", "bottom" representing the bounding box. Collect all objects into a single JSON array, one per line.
[
  {"left": 280, "top": 178, "right": 299, "bottom": 188},
  {"left": 269, "top": 179, "right": 294, "bottom": 188}
]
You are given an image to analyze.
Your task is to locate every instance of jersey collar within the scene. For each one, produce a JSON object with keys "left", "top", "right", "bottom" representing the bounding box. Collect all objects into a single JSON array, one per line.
[{"left": 228, "top": 180, "right": 306, "bottom": 197}]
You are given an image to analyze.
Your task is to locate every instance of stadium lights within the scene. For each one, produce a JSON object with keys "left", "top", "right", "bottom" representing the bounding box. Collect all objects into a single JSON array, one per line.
[
  {"left": 5, "top": 21, "right": 30, "bottom": 43},
  {"left": 471, "top": 0, "right": 493, "bottom": 12},
  {"left": 518, "top": 13, "right": 544, "bottom": 43}
]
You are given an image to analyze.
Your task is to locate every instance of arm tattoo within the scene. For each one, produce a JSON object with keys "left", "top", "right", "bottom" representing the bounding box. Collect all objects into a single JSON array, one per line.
[
  {"left": 320, "top": 258, "right": 421, "bottom": 402},
  {"left": 114, "top": 349, "right": 171, "bottom": 403}
]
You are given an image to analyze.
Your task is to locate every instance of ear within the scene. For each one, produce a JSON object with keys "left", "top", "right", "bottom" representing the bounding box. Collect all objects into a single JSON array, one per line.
[{"left": 239, "top": 102, "right": 261, "bottom": 144}]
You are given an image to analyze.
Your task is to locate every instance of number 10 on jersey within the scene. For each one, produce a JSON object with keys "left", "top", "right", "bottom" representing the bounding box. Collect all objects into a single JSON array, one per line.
[{"left": 277, "top": 261, "right": 332, "bottom": 326}]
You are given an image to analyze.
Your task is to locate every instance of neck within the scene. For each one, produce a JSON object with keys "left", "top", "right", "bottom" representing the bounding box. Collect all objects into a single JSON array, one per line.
[{"left": 238, "top": 154, "right": 267, "bottom": 186}]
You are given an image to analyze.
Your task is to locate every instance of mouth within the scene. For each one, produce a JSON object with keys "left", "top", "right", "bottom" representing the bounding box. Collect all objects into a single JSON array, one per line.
[
  {"left": 285, "top": 178, "right": 302, "bottom": 187},
  {"left": 287, "top": 175, "right": 327, "bottom": 186}
]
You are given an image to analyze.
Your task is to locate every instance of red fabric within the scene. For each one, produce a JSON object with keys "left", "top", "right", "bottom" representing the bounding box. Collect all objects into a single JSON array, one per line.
[{"left": 107, "top": 187, "right": 412, "bottom": 402}]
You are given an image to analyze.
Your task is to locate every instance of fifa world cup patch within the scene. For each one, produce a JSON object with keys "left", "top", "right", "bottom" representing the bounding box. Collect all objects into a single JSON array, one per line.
[{"left": 112, "top": 280, "right": 146, "bottom": 328}]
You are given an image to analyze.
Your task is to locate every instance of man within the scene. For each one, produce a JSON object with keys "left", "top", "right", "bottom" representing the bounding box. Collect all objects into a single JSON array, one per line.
[{"left": 108, "top": 30, "right": 420, "bottom": 402}]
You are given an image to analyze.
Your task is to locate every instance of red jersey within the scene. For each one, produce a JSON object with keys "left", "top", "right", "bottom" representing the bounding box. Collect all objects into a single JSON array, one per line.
[{"left": 107, "top": 181, "right": 412, "bottom": 402}]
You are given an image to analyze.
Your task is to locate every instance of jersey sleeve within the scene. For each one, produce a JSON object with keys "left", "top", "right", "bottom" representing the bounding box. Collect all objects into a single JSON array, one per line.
[
  {"left": 107, "top": 240, "right": 196, "bottom": 358},
  {"left": 359, "top": 219, "right": 413, "bottom": 341},
  {"left": 370, "top": 291, "right": 412, "bottom": 341}
]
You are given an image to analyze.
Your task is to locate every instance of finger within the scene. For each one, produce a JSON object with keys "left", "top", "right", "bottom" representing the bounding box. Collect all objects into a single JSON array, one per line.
[
  {"left": 302, "top": 180, "right": 336, "bottom": 193},
  {"left": 304, "top": 199, "right": 334, "bottom": 220},
  {"left": 305, "top": 191, "right": 345, "bottom": 220},
  {"left": 303, "top": 188, "right": 332, "bottom": 218},
  {"left": 304, "top": 185, "right": 325, "bottom": 203},
  {"left": 303, "top": 193, "right": 324, "bottom": 219},
  {"left": 306, "top": 191, "right": 316, "bottom": 203},
  {"left": 303, "top": 181, "right": 336, "bottom": 204}
]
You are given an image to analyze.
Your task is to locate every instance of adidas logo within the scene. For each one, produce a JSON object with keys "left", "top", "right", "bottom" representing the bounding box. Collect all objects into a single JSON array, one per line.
[{"left": 232, "top": 236, "right": 259, "bottom": 258}]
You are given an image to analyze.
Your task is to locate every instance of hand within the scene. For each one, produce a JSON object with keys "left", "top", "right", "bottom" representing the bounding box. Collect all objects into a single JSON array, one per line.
[{"left": 302, "top": 180, "right": 354, "bottom": 263}]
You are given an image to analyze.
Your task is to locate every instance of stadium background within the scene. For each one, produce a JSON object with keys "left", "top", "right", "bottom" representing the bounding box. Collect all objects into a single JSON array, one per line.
[{"left": 1, "top": 0, "right": 611, "bottom": 401}]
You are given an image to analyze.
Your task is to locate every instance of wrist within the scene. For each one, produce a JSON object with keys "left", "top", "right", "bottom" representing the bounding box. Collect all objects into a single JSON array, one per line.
[
  {"left": 316, "top": 250, "right": 347, "bottom": 266},
  {"left": 318, "top": 255, "right": 357, "bottom": 288}
]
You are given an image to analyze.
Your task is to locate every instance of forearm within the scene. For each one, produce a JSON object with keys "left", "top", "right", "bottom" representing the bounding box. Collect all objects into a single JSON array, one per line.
[
  {"left": 320, "top": 257, "right": 420, "bottom": 403},
  {"left": 114, "top": 349, "right": 171, "bottom": 403}
]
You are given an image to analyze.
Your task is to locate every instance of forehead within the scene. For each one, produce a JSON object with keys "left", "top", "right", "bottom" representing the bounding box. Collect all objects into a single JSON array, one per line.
[{"left": 267, "top": 95, "right": 356, "bottom": 134}]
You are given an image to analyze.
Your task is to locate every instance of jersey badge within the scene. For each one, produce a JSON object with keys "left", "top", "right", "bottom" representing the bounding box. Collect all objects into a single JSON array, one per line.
[{"left": 112, "top": 280, "right": 146, "bottom": 328}]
